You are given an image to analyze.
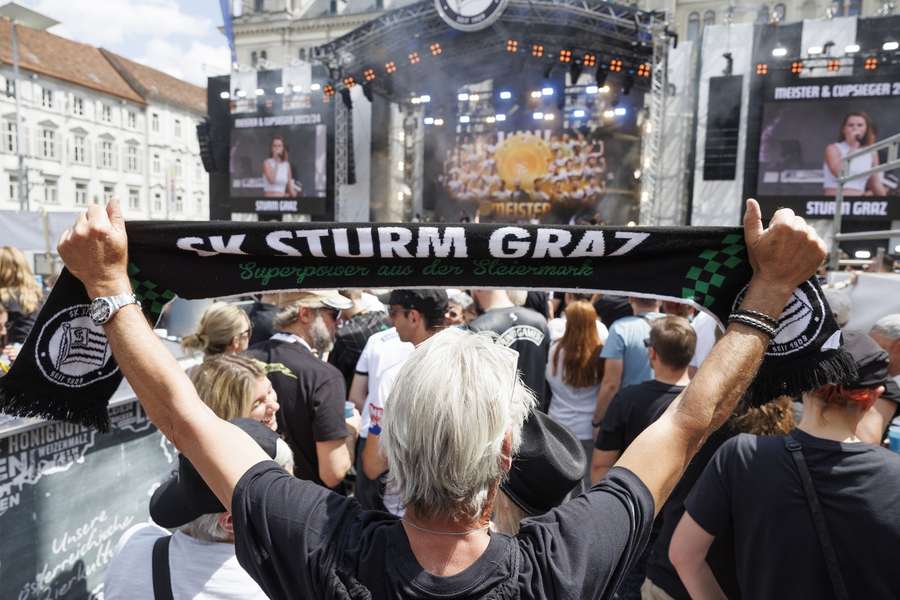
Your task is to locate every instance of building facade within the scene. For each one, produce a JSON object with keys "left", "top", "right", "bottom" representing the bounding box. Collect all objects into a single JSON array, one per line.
[{"left": 0, "top": 17, "right": 208, "bottom": 220}]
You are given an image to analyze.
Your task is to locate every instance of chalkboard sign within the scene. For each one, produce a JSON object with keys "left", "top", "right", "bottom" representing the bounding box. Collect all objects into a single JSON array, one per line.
[{"left": 0, "top": 400, "right": 175, "bottom": 599}]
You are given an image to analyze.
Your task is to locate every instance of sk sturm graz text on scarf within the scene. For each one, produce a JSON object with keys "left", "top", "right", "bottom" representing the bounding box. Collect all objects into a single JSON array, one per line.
[{"left": 0, "top": 222, "right": 855, "bottom": 430}]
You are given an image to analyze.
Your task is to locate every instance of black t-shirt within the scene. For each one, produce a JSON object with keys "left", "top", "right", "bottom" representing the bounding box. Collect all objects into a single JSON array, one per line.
[
  {"left": 593, "top": 296, "right": 632, "bottom": 329},
  {"left": 328, "top": 312, "right": 390, "bottom": 391},
  {"left": 595, "top": 381, "right": 685, "bottom": 451},
  {"left": 469, "top": 307, "right": 550, "bottom": 410},
  {"left": 245, "top": 339, "right": 347, "bottom": 487},
  {"left": 232, "top": 461, "right": 654, "bottom": 600},
  {"left": 524, "top": 291, "right": 549, "bottom": 319},
  {"left": 686, "top": 429, "right": 900, "bottom": 599}
]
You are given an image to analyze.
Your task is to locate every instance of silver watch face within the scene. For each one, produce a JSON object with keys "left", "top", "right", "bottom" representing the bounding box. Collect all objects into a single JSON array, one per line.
[{"left": 90, "top": 298, "right": 113, "bottom": 324}]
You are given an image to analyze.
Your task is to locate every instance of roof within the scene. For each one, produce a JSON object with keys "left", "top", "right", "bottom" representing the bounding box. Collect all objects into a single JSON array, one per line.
[
  {"left": 0, "top": 2, "right": 59, "bottom": 30},
  {"left": 0, "top": 18, "right": 145, "bottom": 104},
  {"left": 101, "top": 50, "right": 206, "bottom": 115}
]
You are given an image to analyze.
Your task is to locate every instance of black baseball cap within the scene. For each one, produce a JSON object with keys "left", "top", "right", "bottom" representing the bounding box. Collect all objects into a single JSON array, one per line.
[
  {"left": 388, "top": 289, "right": 449, "bottom": 322},
  {"left": 500, "top": 411, "right": 586, "bottom": 516},
  {"left": 150, "top": 418, "right": 284, "bottom": 528},
  {"left": 843, "top": 330, "right": 892, "bottom": 390}
]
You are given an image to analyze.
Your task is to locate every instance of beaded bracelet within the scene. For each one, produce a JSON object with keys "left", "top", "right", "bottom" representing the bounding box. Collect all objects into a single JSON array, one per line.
[
  {"left": 733, "top": 308, "right": 779, "bottom": 329},
  {"left": 728, "top": 313, "right": 777, "bottom": 338}
]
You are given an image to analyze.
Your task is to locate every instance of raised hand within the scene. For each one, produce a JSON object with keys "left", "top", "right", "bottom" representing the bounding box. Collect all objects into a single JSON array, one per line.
[{"left": 58, "top": 201, "right": 131, "bottom": 298}]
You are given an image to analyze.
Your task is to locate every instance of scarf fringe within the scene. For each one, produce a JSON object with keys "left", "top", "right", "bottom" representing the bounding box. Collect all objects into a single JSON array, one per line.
[
  {"left": 0, "top": 384, "right": 111, "bottom": 432},
  {"left": 745, "top": 348, "right": 859, "bottom": 407}
]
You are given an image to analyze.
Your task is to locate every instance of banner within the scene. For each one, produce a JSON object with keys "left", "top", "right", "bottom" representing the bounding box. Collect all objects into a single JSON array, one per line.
[{"left": 0, "top": 222, "right": 852, "bottom": 429}]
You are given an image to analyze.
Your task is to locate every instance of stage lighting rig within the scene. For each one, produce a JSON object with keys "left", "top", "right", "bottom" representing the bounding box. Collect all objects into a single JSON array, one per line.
[
  {"left": 385, "top": 61, "right": 397, "bottom": 73},
  {"left": 532, "top": 43, "right": 544, "bottom": 57},
  {"left": 583, "top": 53, "right": 597, "bottom": 67},
  {"left": 636, "top": 63, "right": 651, "bottom": 77},
  {"left": 559, "top": 49, "right": 573, "bottom": 63},
  {"left": 507, "top": 39, "right": 519, "bottom": 53},
  {"left": 609, "top": 59, "right": 623, "bottom": 72},
  {"left": 864, "top": 56, "right": 879, "bottom": 70},
  {"left": 408, "top": 52, "right": 421, "bottom": 64},
  {"left": 791, "top": 60, "right": 803, "bottom": 74},
  {"left": 364, "top": 68, "right": 376, "bottom": 81},
  {"left": 430, "top": 43, "right": 442, "bottom": 56},
  {"left": 827, "top": 58, "right": 840, "bottom": 72},
  {"left": 756, "top": 63, "right": 769, "bottom": 75}
]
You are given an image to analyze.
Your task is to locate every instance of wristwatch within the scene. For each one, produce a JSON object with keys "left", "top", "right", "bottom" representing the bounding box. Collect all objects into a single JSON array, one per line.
[{"left": 89, "top": 293, "right": 141, "bottom": 326}]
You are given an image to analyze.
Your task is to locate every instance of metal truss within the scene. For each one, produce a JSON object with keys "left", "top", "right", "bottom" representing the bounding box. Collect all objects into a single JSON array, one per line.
[
  {"left": 640, "top": 17, "right": 671, "bottom": 225},
  {"left": 333, "top": 99, "right": 349, "bottom": 219}
]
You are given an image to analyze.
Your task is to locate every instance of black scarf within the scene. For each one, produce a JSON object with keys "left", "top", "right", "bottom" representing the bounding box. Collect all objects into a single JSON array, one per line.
[{"left": 0, "top": 221, "right": 855, "bottom": 430}]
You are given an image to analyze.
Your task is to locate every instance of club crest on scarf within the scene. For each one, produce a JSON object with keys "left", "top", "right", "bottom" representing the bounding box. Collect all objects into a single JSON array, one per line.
[
  {"left": 732, "top": 280, "right": 826, "bottom": 357},
  {"left": 35, "top": 305, "right": 117, "bottom": 388}
]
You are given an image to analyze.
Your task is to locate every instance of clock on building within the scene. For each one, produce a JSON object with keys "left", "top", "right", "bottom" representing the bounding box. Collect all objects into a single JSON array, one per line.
[{"left": 435, "top": 0, "right": 509, "bottom": 31}]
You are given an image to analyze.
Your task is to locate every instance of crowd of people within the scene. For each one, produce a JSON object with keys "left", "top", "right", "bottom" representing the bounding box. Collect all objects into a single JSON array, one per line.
[{"left": 3, "top": 199, "right": 900, "bottom": 598}]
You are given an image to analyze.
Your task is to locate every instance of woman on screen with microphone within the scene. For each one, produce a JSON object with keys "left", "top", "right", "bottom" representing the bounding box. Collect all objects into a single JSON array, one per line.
[
  {"left": 823, "top": 112, "right": 888, "bottom": 197},
  {"left": 262, "top": 135, "right": 299, "bottom": 198}
]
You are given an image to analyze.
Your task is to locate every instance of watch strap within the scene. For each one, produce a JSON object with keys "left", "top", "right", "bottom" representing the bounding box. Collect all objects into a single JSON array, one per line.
[{"left": 108, "top": 293, "right": 140, "bottom": 311}]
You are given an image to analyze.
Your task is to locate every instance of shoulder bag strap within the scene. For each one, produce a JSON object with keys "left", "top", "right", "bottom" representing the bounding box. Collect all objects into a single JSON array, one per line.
[
  {"left": 151, "top": 534, "right": 175, "bottom": 600},
  {"left": 783, "top": 434, "right": 849, "bottom": 600}
]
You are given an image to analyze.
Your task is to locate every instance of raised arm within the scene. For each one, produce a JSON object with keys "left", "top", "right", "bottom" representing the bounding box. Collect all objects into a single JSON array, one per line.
[
  {"left": 615, "top": 199, "right": 826, "bottom": 513},
  {"left": 57, "top": 202, "right": 269, "bottom": 512}
]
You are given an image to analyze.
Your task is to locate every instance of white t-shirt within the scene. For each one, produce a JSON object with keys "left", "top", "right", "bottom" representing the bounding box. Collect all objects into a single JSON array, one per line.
[
  {"left": 547, "top": 316, "right": 609, "bottom": 344},
  {"left": 370, "top": 359, "right": 406, "bottom": 516},
  {"left": 355, "top": 327, "right": 414, "bottom": 438},
  {"left": 689, "top": 311, "right": 720, "bottom": 369},
  {"left": 103, "top": 523, "right": 268, "bottom": 600},
  {"left": 545, "top": 344, "right": 600, "bottom": 440}
]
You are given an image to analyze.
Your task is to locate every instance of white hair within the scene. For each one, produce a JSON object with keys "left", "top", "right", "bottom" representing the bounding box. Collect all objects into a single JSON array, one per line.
[
  {"left": 872, "top": 314, "right": 900, "bottom": 340},
  {"left": 179, "top": 512, "right": 231, "bottom": 543},
  {"left": 381, "top": 328, "right": 535, "bottom": 523},
  {"left": 823, "top": 288, "right": 852, "bottom": 328},
  {"left": 506, "top": 290, "right": 527, "bottom": 306}
]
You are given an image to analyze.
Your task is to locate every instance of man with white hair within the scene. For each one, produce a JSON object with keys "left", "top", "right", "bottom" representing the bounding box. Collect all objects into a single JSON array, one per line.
[
  {"left": 59, "top": 199, "right": 825, "bottom": 599},
  {"left": 871, "top": 314, "right": 900, "bottom": 385},
  {"left": 859, "top": 313, "right": 900, "bottom": 442},
  {"left": 245, "top": 290, "right": 356, "bottom": 490}
]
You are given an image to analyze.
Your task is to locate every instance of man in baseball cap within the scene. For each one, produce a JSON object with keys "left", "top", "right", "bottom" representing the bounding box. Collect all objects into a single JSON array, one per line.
[{"left": 104, "top": 419, "right": 293, "bottom": 599}]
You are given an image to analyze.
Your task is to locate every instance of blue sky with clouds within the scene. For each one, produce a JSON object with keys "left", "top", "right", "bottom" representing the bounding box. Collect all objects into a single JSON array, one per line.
[{"left": 19, "top": 0, "right": 231, "bottom": 86}]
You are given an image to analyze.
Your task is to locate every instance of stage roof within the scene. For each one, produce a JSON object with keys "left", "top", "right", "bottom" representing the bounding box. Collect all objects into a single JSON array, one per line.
[{"left": 313, "top": 0, "right": 660, "bottom": 103}]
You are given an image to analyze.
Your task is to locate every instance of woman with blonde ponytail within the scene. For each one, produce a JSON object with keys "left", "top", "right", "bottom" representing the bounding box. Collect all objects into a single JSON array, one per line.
[{"left": 182, "top": 302, "right": 252, "bottom": 358}]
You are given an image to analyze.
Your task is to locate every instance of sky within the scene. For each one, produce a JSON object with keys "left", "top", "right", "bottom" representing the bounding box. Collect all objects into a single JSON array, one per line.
[{"left": 19, "top": 0, "right": 231, "bottom": 87}]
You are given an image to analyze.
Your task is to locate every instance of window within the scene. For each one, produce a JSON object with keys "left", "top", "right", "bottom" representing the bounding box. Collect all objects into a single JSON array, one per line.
[
  {"left": 101, "top": 105, "right": 112, "bottom": 123},
  {"left": 174, "top": 193, "right": 183, "bottom": 213},
  {"left": 101, "top": 140, "right": 114, "bottom": 168},
  {"left": 329, "top": 0, "right": 337, "bottom": 14},
  {"left": 75, "top": 182, "right": 88, "bottom": 206},
  {"left": 41, "top": 88, "right": 53, "bottom": 109},
  {"left": 4, "top": 122, "right": 17, "bottom": 153},
  {"left": 103, "top": 184, "right": 114, "bottom": 203},
  {"left": 153, "top": 191, "right": 163, "bottom": 212},
  {"left": 152, "top": 113, "right": 159, "bottom": 132},
  {"left": 254, "top": 0, "right": 264, "bottom": 11},
  {"left": 128, "top": 111, "right": 136, "bottom": 129},
  {"left": 298, "top": 48, "right": 307, "bottom": 61},
  {"left": 43, "top": 179, "right": 58, "bottom": 204},
  {"left": 72, "top": 134, "right": 88, "bottom": 164},
  {"left": 773, "top": 3, "right": 787, "bottom": 21},
  {"left": 5, "top": 78, "right": 14, "bottom": 98},
  {"left": 756, "top": 5, "right": 770, "bottom": 23},
  {"left": 41, "top": 129, "right": 56, "bottom": 159},
  {"left": 260, "top": 51, "right": 267, "bottom": 63},
  {"left": 175, "top": 158, "right": 183, "bottom": 178},
  {"left": 9, "top": 175, "right": 18, "bottom": 201},
  {"left": 128, "top": 188, "right": 140, "bottom": 210},
  {"left": 72, "top": 96, "right": 84, "bottom": 116},
  {"left": 174, "top": 119, "right": 182, "bottom": 137},
  {"left": 687, "top": 12, "right": 700, "bottom": 41},
  {"left": 251, "top": 51, "right": 258, "bottom": 67},
  {"left": 126, "top": 145, "right": 139, "bottom": 172},
  {"left": 703, "top": 10, "right": 716, "bottom": 26},
  {"left": 195, "top": 194, "right": 203, "bottom": 214},
  {"left": 845, "top": 0, "right": 862, "bottom": 15},
  {"left": 194, "top": 161, "right": 201, "bottom": 180},
  {"left": 153, "top": 153, "right": 161, "bottom": 174}
]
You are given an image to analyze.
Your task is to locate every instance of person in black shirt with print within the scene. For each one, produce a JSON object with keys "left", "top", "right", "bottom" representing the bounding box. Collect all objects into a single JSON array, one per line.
[
  {"left": 671, "top": 331, "right": 900, "bottom": 600},
  {"left": 327, "top": 289, "right": 390, "bottom": 391},
  {"left": 56, "top": 199, "right": 827, "bottom": 600}
]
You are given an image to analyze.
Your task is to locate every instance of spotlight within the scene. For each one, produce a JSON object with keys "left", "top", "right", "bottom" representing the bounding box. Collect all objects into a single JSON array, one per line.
[
  {"left": 495, "top": 114, "right": 506, "bottom": 121},
  {"left": 459, "top": 115, "right": 471, "bottom": 123},
  {"left": 310, "top": 83, "right": 321, "bottom": 91},
  {"left": 362, "top": 81, "right": 374, "bottom": 102},
  {"left": 385, "top": 61, "right": 397, "bottom": 73},
  {"left": 408, "top": 52, "right": 420, "bottom": 64},
  {"left": 419, "top": 95, "right": 431, "bottom": 103},
  {"left": 622, "top": 74, "right": 634, "bottom": 95},
  {"left": 854, "top": 250, "right": 872, "bottom": 259},
  {"left": 603, "top": 109, "right": 615, "bottom": 119},
  {"left": 772, "top": 46, "right": 787, "bottom": 57},
  {"left": 541, "top": 87, "right": 554, "bottom": 96},
  {"left": 609, "top": 59, "right": 623, "bottom": 72},
  {"left": 808, "top": 45, "right": 823, "bottom": 55},
  {"left": 339, "top": 88, "right": 352, "bottom": 109},
  {"left": 255, "top": 88, "right": 265, "bottom": 96},
  {"left": 864, "top": 56, "right": 879, "bottom": 70},
  {"left": 586, "top": 85, "right": 598, "bottom": 95},
  {"left": 363, "top": 68, "right": 376, "bottom": 81},
  {"left": 531, "top": 43, "right": 544, "bottom": 57},
  {"left": 433, "top": 118, "right": 444, "bottom": 126},
  {"left": 275, "top": 86, "right": 285, "bottom": 94},
  {"left": 722, "top": 52, "right": 733, "bottom": 76},
  {"left": 530, "top": 90, "right": 542, "bottom": 98},
  {"left": 827, "top": 59, "right": 840, "bottom": 72},
  {"left": 293, "top": 84, "right": 304, "bottom": 92},
  {"left": 583, "top": 53, "right": 597, "bottom": 67},
  {"left": 845, "top": 43, "right": 860, "bottom": 53},
  {"left": 469, "top": 93, "right": 479, "bottom": 101},
  {"left": 614, "top": 107, "right": 626, "bottom": 116},
  {"left": 343, "top": 76, "right": 356, "bottom": 88},
  {"left": 533, "top": 111, "right": 544, "bottom": 120},
  {"left": 430, "top": 43, "right": 442, "bottom": 56},
  {"left": 791, "top": 60, "right": 803, "bottom": 74},
  {"left": 559, "top": 49, "right": 573, "bottom": 63},
  {"left": 499, "top": 90, "right": 512, "bottom": 100},
  {"left": 424, "top": 117, "right": 435, "bottom": 125},
  {"left": 219, "top": 91, "right": 230, "bottom": 99},
  {"left": 595, "top": 66, "right": 609, "bottom": 86},
  {"left": 570, "top": 60, "right": 584, "bottom": 84},
  {"left": 573, "top": 109, "right": 586, "bottom": 118},
  {"left": 756, "top": 63, "right": 769, "bottom": 75},
  {"left": 636, "top": 63, "right": 651, "bottom": 77},
  {"left": 506, "top": 39, "right": 519, "bottom": 53},
  {"left": 883, "top": 41, "right": 899, "bottom": 51},
  {"left": 544, "top": 113, "right": 554, "bottom": 121},
  {"left": 323, "top": 84, "right": 335, "bottom": 96},
  {"left": 458, "top": 92, "right": 469, "bottom": 101},
  {"left": 236, "top": 89, "right": 247, "bottom": 98}
]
